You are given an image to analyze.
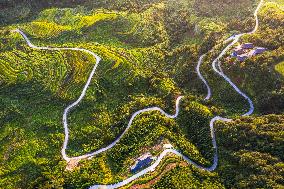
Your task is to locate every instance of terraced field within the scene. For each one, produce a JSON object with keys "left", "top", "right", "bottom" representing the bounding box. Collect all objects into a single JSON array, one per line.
[{"left": 0, "top": 0, "right": 284, "bottom": 188}]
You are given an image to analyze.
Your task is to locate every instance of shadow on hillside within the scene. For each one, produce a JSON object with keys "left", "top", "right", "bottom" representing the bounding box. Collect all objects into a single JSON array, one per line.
[
  {"left": 0, "top": 0, "right": 88, "bottom": 26},
  {"left": 0, "top": 0, "right": 159, "bottom": 27}
]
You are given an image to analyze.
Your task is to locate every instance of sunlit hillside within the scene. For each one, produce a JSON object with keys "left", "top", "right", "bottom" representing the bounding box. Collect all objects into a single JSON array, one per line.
[{"left": 0, "top": 0, "right": 283, "bottom": 188}]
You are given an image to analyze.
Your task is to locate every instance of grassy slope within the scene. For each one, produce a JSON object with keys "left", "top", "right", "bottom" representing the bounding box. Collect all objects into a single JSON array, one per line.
[{"left": 0, "top": 0, "right": 284, "bottom": 188}]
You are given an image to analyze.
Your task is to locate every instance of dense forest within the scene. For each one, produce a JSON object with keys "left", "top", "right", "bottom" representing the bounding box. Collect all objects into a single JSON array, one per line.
[{"left": 0, "top": 0, "right": 283, "bottom": 188}]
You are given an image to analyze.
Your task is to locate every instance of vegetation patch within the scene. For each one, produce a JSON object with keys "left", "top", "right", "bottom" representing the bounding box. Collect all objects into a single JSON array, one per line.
[
  {"left": 0, "top": 0, "right": 284, "bottom": 188},
  {"left": 275, "top": 60, "right": 284, "bottom": 76}
]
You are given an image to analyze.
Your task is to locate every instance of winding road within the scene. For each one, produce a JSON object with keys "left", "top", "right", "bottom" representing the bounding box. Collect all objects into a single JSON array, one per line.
[
  {"left": 196, "top": 54, "right": 211, "bottom": 100},
  {"left": 13, "top": 0, "right": 264, "bottom": 188}
]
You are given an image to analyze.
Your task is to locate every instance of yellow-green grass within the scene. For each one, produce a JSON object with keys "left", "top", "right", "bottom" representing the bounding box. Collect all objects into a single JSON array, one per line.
[{"left": 275, "top": 61, "right": 284, "bottom": 76}]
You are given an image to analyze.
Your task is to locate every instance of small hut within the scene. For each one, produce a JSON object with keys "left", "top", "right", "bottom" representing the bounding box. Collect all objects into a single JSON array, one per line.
[
  {"left": 254, "top": 47, "right": 267, "bottom": 54},
  {"left": 242, "top": 43, "right": 254, "bottom": 49},
  {"left": 237, "top": 54, "right": 248, "bottom": 61},
  {"left": 130, "top": 153, "right": 156, "bottom": 173}
]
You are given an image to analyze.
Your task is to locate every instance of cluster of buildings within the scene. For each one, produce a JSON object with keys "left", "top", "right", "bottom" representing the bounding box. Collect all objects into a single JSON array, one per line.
[
  {"left": 130, "top": 153, "right": 156, "bottom": 173},
  {"left": 231, "top": 43, "right": 267, "bottom": 61},
  {"left": 130, "top": 144, "right": 173, "bottom": 173}
]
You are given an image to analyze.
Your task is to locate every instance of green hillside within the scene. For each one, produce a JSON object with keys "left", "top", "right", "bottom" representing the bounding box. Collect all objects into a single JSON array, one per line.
[{"left": 0, "top": 0, "right": 284, "bottom": 188}]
